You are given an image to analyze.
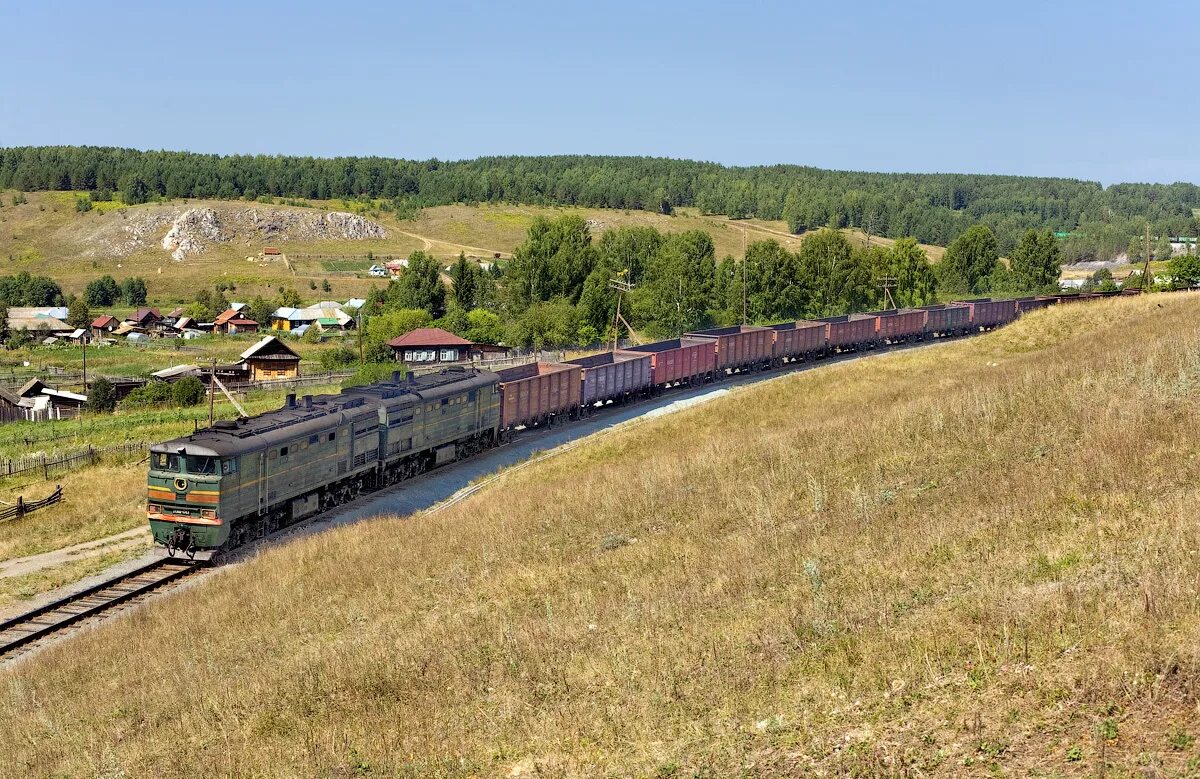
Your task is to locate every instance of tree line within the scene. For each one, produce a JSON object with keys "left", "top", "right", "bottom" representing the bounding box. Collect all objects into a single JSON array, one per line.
[
  {"left": 352, "top": 216, "right": 1062, "bottom": 351},
  {"left": 2, "top": 146, "right": 1198, "bottom": 256}
]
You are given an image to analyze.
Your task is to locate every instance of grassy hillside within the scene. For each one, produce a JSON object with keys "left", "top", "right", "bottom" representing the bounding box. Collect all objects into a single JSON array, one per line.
[
  {"left": 0, "top": 191, "right": 946, "bottom": 303},
  {"left": 4, "top": 293, "right": 1199, "bottom": 777}
]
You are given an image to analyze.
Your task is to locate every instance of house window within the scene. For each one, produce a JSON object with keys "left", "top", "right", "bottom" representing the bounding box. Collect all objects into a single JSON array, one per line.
[{"left": 440, "top": 348, "right": 458, "bottom": 361}]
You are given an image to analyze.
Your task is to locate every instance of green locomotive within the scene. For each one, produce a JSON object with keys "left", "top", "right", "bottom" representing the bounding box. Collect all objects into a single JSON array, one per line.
[{"left": 148, "top": 369, "right": 501, "bottom": 555}]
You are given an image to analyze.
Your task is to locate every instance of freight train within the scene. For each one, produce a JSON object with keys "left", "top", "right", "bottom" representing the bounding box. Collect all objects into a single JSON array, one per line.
[{"left": 147, "top": 292, "right": 1124, "bottom": 556}]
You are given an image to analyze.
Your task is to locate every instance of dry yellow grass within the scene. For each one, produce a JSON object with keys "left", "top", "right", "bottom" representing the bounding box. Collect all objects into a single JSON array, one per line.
[{"left": 2, "top": 294, "right": 1200, "bottom": 777}]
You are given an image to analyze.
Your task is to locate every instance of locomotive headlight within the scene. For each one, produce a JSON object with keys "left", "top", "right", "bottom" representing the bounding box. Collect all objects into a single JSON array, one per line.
[
  {"left": 148, "top": 503, "right": 161, "bottom": 513},
  {"left": 200, "top": 509, "right": 217, "bottom": 520}
]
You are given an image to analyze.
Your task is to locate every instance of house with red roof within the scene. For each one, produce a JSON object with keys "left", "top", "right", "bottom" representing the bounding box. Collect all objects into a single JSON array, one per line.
[
  {"left": 213, "top": 308, "right": 260, "bottom": 336},
  {"left": 386, "top": 327, "right": 508, "bottom": 365},
  {"left": 90, "top": 314, "right": 119, "bottom": 338}
]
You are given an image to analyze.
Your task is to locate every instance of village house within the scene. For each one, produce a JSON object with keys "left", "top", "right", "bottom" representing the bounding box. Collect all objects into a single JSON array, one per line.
[
  {"left": 271, "top": 305, "right": 355, "bottom": 335},
  {"left": 90, "top": 315, "right": 119, "bottom": 339},
  {"left": 386, "top": 327, "right": 509, "bottom": 365},
  {"left": 213, "top": 308, "right": 260, "bottom": 335},
  {"left": 7, "top": 307, "right": 72, "bottom": 338},
  {"left": 237, "top": 336, "right": 302, "bottom": 381},
  {"left": 123, "top": 307, "right": 168, "bottom": 335}
]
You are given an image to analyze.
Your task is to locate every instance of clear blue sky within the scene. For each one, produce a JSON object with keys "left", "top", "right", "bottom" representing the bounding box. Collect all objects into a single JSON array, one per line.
[{"left": 2, "top": 1, "right": 1196, "bottom": 185}]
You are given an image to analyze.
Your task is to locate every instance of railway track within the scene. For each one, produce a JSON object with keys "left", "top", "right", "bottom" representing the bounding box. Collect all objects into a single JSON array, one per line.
[{"left": 0, "top": 557, "right": 204, "bottom": 660}]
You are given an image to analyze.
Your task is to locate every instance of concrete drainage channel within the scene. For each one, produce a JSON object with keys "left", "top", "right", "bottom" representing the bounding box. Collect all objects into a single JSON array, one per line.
[{"left": 0, "top": 334, "right": 961, "bottom": 666}]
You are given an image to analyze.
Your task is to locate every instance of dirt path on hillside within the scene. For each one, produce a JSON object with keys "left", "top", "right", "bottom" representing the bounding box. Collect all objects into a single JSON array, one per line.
[
  {"left": 0, "top": 527, "right": 151, "bottom": 580},
  {"left": 388, "top": 227, "right": 512, "bottom": 259}
]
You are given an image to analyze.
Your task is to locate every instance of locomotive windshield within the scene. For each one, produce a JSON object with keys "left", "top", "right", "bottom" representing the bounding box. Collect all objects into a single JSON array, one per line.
[
  {"left": 185, "top": 454, "right": 218, "bottom": 475},
  {"left": 151, "top": 452, "right": 179, "bottom": 472}
]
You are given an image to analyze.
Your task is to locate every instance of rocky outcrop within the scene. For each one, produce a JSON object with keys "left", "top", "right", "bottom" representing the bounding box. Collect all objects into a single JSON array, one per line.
[
  {"left": 91, "top": 205, "right": 390, "bottom": 260},
  {"left": 162, "top": 208, "right": 229, "bottom": 261}
]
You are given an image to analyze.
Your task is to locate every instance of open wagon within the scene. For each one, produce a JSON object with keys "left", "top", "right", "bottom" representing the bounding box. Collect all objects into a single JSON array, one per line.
[{"left": 495, "top": 362, "right": 582, "bottom": 432}]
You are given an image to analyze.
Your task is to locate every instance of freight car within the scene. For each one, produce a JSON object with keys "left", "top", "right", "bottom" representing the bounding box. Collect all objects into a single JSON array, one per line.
[
  {"left": 565, "top": 351, "right": 652, "bottom": 410},
  {"left": 148, "top": 368, "right": 500, "bottom": 555},
  {"left": 917, "top": 303, "right": 971, "bottom": 337},
  {"left": 149, "top": 290, "right": 1145, "bottom": 557},
  {"left": 819, "top": 313, "right": 878, "bottom": 351},
  {"left": 875, "top": 309, "right": 926, "bottom": 344},
  {"left": 959, "top": 298, "right": 1018, "bottom": 330},
  {"left": 768, "top": 320, "right": 827, "bottom": 364},
  {"left": 495, "top": 362, "right": 582, "bottom": 432},
  {"left": 685, "top": 325, "right": 774, "bottom": 374},
  {"left": 618, "top": 337, "right": 718, "bottom": 389}
]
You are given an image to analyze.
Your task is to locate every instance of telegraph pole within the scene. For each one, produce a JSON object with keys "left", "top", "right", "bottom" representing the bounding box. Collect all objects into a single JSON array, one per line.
[
  {"left": 208, "top": 359, "right": 216, "bottom": 427},
  {"left": 1142, "top": 223, "right": 1152, "bottom": 291},
  {"left": 742, "top": 225, "right": 748, "bottom": 325},
  {"left": 608, "top": 274, "right": 635, "bottom": 352}
]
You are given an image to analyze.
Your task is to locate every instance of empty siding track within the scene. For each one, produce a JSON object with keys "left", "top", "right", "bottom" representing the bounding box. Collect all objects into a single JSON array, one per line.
[{"left": 0, "top": 557, "right": 204, "bottom": 660}]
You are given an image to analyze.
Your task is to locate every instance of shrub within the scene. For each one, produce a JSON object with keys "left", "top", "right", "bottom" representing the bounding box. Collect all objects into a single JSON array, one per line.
[
  {"left": 85, "top": 377, "right": 117, "bottom": 413},
  {"left": 122, "top": 380, "right": 174, "bottom": 408},
  {"left": 319, "top": 346, "right": 358, "bottom": 371},
  {"left": 170, "top": 377, "right": 206, "bottom": 407},
  {"left": 340, "top": 363, "right": 405, "bottom": 389}
]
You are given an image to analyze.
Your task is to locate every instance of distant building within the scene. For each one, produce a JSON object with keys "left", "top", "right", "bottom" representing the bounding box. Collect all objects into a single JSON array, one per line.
[
  {"left": 368, "top": 265, "right": 387, "bottom": 277},
  {"left": 90, "top": 314, "right": 119, "bottom": 338},
  {"left": 385, "top": 259, "right": 408, "bottom": 276},
  {"left": 213, "top": 308, "right": 260, "bottom": 335},
  {"left": 238, "top": 336, "right": 302, "bottom": 381},
  {"left": 271, "top": 305, "right": 354, "bottom": 334},
  {"left": 263, "top": 247, "right": 283, "bottom": 256},
  {"left": 386, "top": 327, "right": 509, "bottom": 365},
  {"left": 7, "top": 307, "right": 73, "bottom": 337}
]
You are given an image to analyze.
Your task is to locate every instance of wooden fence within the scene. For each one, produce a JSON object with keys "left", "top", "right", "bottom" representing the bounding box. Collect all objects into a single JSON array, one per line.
[
  {"left": 0, "top": 485, "right": 63, "bottom": 523},
  {"left": 0, "top": 442, "right": 146, "bottom": 481}
]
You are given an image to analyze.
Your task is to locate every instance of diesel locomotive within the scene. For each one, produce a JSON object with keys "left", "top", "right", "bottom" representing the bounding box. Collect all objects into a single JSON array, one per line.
[{"left": 148, "top": 368, "right": 500, "bottom": 555}]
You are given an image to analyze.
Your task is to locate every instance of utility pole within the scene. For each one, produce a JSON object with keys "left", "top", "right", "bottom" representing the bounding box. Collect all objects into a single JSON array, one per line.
[
  {"left": 879, "top": 276, "right": 898, "bottom": 310},
  {"left": 357, "top": 311, "right": 365, "bottom": 365},
  {"left": 208, "top": 359, "right": 216, "bottom": 427},
  {"left": 80, "top": 334, "right": 87, "bottom": 392},
  {"left": 742, "top": 225, "right": 748, "bottom": 325},
  {"left": 608, "top": 274, "right": 635, "bottom": 352},
  {"left": 1142, "top": 223, "right": 1152, "bottom": 291}
]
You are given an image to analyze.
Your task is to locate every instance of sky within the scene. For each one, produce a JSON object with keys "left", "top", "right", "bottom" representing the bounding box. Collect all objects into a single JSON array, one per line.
[{"left": 2, "top": 0, "right": 1197, "bottom": 185}]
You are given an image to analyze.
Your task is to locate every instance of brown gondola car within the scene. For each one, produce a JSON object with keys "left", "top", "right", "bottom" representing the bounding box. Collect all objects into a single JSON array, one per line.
[
  {"left": 684, "top": 325, "right": 774, "bottom": 374},
  {"left": 959, "top": 298, "right": 1018, "bottom": 329},
  {"left": 495, "top": 362, "right": 582, "bottom": 431},
  {"left": 875, "top": 309, "right": 926, "bottom": 343},
  {"left": 819, "top": 313, "right": 879, "bottom": 351},
  {"left": 565, "top": 351, "right": 653, "bottom": 407},
  {"left": 917, "top": 303, "right": 971, "bottom": 336},
  {"left": 617, "top": 337, "right": 717, "bottom": 389},
  {"left": 768, "top": 320, "right": 828, "bottom": 363},
  {"left": 1015, "top": 296, "right": 1057, "bottom": 314}
]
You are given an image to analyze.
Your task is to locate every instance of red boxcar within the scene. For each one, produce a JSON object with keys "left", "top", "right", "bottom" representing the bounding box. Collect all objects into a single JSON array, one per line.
[
  {"left": 495, "top": 361, "right": 582, "bottom": 430},
  {"left": 875, "top": 309, "right": 926, "bottom": 342},
  {"left": 960, "top": 298, "right": 1018, "bottom": 329},
  {"left": 768, "top": 320, "right": 828, "bottom": 362},
  {"left": 684, "top": 325, "right": 773, "bottom": 373},
  {"left": 819, "top": 313, "right": 879, "bottom": 350},
  {"left": 564, "top": 351, "right": 653, "bottom": 406},
  {"left": 917, "top": 303, "right": 971, "bottom": 336},
  {"left": 617, "top": 337, "right": 717, "bottom": 388}
]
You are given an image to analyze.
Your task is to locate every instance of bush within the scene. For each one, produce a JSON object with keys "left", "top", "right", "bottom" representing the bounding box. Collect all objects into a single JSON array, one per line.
[
  {"left": 319, "top": 346, "right": 358, "bottom": 371},
  {"left": 122, "top": 380, "right": 174, "bottom": 408},
  {"left": 85, "top": 377, "right": 117, "bottom": 413},
  {"left": 170, "top": 376, "right": 206, "bottom": 407}
]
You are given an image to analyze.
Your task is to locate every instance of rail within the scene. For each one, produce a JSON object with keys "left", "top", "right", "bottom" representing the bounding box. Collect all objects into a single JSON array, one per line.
[
  {"left": 0, "top": 557, "right": 203, "bottom": 658},
  {"left": 0, "top": 485, "right": 62, "bottom": 523}
]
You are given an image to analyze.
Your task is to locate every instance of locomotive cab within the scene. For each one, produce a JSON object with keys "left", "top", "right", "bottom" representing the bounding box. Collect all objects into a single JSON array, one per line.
[{"left": 147, "top": 443, "right": 233, "bottom": 553}]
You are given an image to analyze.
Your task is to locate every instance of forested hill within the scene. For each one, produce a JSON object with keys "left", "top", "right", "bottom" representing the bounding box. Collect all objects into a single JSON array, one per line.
[{"left": 2, "top": 146, "right": 1198, "bottom": 257}]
